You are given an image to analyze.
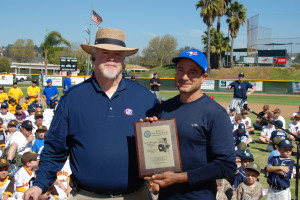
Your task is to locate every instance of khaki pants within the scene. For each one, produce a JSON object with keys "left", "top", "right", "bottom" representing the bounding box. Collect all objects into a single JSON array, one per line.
[{"left": 68, "top": 184, "right": 153, "bottom": 200}]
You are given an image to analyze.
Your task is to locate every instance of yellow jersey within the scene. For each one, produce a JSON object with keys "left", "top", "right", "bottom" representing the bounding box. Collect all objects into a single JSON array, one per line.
[
  {"left": 8, "top": 87, "right": 23, "bottom": 104},
  {"left": 0, "top": 93, "right": 8, "bottom": 103},
  {"left": 8, "top": 104, "right": 17, "bottom": 114},
  {"left": 27, "top": 86, "right": 40, "bottom": 103}
]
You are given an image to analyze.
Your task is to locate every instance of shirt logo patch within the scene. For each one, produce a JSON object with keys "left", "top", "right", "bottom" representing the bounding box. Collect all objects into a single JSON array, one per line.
[
  {"left": 144, "top": 131, "right": 151, "bottom": 138},
  {"left": 124, "top": 108, "right": 134, "bottom": 116}
]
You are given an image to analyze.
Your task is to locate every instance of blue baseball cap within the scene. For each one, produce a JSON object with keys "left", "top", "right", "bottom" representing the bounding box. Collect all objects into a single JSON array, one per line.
[
  {"left": 278, "top": 139, "right": 293, "bottom": 148},
  {"left": 242, "top": 152, "right": 254, "bottom": 161},
  {"left": 47, "top": 79, "right": 52, "bottom": 83},
  {"left": 238, "top": 123, "right": 246, "bottom": 133},
  {"left": 35, "top": 104, "right": 43, "bottom": 108},
  {"left": 172, "top": 49, "right": 208, "bottom": 73},
  {"left": 67, "top": 71, "right": 72, "bottom": 75}
]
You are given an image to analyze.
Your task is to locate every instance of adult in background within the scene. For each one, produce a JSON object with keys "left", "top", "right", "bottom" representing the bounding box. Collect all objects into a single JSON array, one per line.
[
  {"left": 272, "top": 108, "right": 286, "bottom": 129},
  {"left": 8, "top": 81, "right": 23, "bottom": 104},
  {"left": 227, "top": 73, "right": 256, "bottom": 114},
  {"left": 42, "top": 79, "right": 59, "bottom": 106},
  {"left": 149, "top": 72, "right": 161, "bottom": 99},
  {"left": 145, "top": 49, "right": 236, "bottom": 199},
  {"left": 64, "top": 71, "right": 72, "bottom": 91},
  {"left": 24, "top": 27, "right": 158, "bottom": 200},
  {"left": 27, "top": 80, "right": 40, "bottom": 104},
  {"left": 253, "top": 104, "right": 271, "bottom": 130}
]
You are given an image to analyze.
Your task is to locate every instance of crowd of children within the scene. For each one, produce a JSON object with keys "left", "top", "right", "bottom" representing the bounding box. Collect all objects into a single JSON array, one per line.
[
  {"left": 217, "top": 105, "right": 299, "bottom": 200},
  {"left": 0, "top": 83, "right": 71, "bottom": 200}
]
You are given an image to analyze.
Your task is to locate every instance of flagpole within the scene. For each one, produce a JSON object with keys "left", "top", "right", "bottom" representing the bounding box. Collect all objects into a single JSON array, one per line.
[{"left": 86, "top": 5, "right": 93, "bottom": 76}]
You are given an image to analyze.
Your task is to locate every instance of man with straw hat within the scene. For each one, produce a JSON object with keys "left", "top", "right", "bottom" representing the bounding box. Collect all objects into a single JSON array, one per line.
[{"left": 25, "top": 28, "right": 158, "bottom": 200}]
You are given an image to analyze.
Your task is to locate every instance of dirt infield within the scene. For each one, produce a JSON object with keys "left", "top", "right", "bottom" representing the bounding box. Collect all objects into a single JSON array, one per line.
[{"left": 219, "top": 102, "right": 298, "bottom": 118}]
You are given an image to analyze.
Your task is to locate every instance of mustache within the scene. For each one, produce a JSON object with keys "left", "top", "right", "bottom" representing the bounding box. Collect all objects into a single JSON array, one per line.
[{"left": 104, "top": 62, "right": 118, "bottom": 67}]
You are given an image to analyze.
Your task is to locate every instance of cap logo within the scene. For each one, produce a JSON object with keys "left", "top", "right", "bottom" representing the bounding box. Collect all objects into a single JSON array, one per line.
[
  {"left": 0, "top": 159, "right": 5, "bottom": 163},
  {"left": 187, "top": 51, "right": 198, "bottom": 56},
  {"left": 245, "top": 153, "right": 250, "bottom": 156},
  {"left": 124, "top": 108, "right": 134, "bottom": 116},
  {"left": 286, "top": 140, "right": 290, "bottom": 144},
  {"left": 253, "top": 163, "right": 257, "bottom": 168}
]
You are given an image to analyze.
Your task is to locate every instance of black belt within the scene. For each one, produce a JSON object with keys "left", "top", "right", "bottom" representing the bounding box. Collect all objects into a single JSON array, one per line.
[{"left": 271, "top": 185, "right": 287, "bottom": 191}]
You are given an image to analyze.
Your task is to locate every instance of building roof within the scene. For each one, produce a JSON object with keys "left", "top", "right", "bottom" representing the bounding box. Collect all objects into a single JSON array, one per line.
[{"left": 11, "top": 62, "right": 60, "bottom": 70}]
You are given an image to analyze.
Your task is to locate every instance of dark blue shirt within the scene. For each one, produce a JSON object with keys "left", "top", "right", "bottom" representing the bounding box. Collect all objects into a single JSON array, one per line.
[
  {"left": 149, "top": 94, "right": 236, "bottom": 199},
  {"left": 34, "top": 75, "right": 158, "bottom": 193},
  {"left": 64, "top": 77, "right": 72, "bottom": 90},
  {"left": 42, "top": 85, "right": 59, "bottom": 105},
  {"left": 232, "top": 169, "right": 246, "bottom": 190},
  {"left": 232, "top": 130, "right": 249, "bottom": 147},
  {"left": 267, "top": 156, "right": 294, "bottom": 188},
  {"left": 229, "top": 81, "right": 253, "bottom": 100}
]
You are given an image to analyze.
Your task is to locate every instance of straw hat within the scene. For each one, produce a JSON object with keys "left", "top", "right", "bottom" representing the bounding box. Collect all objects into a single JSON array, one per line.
[{"left": 80, "top": 28, "right": 138, "bottom": 57}]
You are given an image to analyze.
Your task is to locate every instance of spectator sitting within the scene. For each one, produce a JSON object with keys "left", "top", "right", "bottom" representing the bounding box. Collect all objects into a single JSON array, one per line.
[
  {"left": 14, "top": 152, "right": 39, "bottom": 199},
  {"left": 233, "top": 124, "right": 252, "bottom": 148},
  {"left": 25, "top": 106, "right": 36, "bottom": 124},
  {"left": 0, "top": 102, "right": 16, "bottom": 131},
  {"left": 288, "top": 114, "right": 300, "bottom": 141},
  {"left": 229, "top": 108, "right": 236, "bottom": 124},
  {"left": 270, "top": 120, "right": 287, "bottom": 147},
  {"left": 43, "top": 101, "right": 56, "bottom": 128},
  {"left": 272, "top": 108, "right": 286, "bottom": 129},
  {"left": 216, "top": 179, "right": 233, "bottom": 200},
  {"left": 253, "top": 104, "right": 271, "bottom": 130},
  {"left": 15, "top": 105, "right": 26, "bottom": 124},
  {"left": 258, "top": 116, "right": 276, "bottom": 152},
  {"left": 54, "top": 159, "right": 72, "bottom": 200},
  {"left": 22, "top": 96, "right": 30, "bottom": 111},
  {"left": 241, "top": 110, "right": 255, "bottom": 134},
  {"left": 5, "top": 120, "right": 18, "bottom": 148},
  {"left": 32, "top": 125, "right": 47, "bottom": 153},
  {"left": 0, "top": 118, "right": 6, "bottom": 155},
  {"left": 232, "top": 114, "right": 242, "bottom": 131},
  {"left": 0, "top": 159, "right": 15, "bottom": 200},
  {"left": 8, "top": 98, "right": 17, "bottom": 114},
  {"left": 33, "top": 111, "right": 47, "bottom": 131},
  {"left": 290, "top": 106, "right": 300, "bottom": 121}
]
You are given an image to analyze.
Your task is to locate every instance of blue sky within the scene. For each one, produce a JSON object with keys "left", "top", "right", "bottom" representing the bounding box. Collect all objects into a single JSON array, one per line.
[{"left": 1, "top": 0, "right": 299, "bottom": 55}]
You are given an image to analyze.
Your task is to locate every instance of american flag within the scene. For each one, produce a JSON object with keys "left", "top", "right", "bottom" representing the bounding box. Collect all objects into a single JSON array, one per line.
[{"left": 92, "top": 10, "right": 103, "bottom": 26}]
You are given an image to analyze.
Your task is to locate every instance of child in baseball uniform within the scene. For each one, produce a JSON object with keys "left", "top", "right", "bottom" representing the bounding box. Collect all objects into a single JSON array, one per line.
[
  {"left": 54, "top": 159, "right": 72, "bottom": 200},
  {"left": 0, "top": 158, "right": 15, "bottom": 200},
  {"left": 0, "top": 118, "right": 6, "bottom": 156},
  {"left": 288, "top": 114, "right": 300, "bottom": 141},
  {"left": 235, "top": 162, "right": 263, "bottom": 200},
  {"left": 232, "top": 114, "right": 242, "bottom": 131},
  {"left": 32, "top": 125, "right": 47, "bottom": 153},
  {"left": 14, "top": 152, "right": 39, "bottom": 200},
  {"left": 266, "top": 139, "right": 294, "bottom": 200}
]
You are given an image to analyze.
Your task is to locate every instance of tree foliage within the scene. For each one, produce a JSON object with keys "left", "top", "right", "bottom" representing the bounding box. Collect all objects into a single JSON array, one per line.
[
  {"left": 196, "top": 0, "right": 222, "bottom": 70},
  {"left": 9, "top": 39, "right": 36, "bottom": 62},
  {"left": 143, "top": 34, "right": 178, "bottom": 66},
  {"left": 0, "top": 57, "right": 11, "bottom": 72},
  {"left": 41, "top": 30, "right": 70, "bottom": 74},
  {"left": 226, "top": 1, "right": 247, "bottom": 67},
  {"left": 294, "top": 53, "right": 300, "bottom": 64}
]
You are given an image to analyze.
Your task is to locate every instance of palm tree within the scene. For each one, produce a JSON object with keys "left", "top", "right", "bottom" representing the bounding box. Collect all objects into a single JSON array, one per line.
[
  {"left": 211, "top": 32, "right": 230, "bottom": 68},
  {"left": 196, "top": 0, "right": 221, "bottom": 70},
  {"left": 226, "top": 2, "right": 247, "bottom": 68},
  {"left": 41, "top": 31, "right": 70, "bottom": 74},
  {"left": 216, "top": 0, "right": 232, "bottom": 33}
]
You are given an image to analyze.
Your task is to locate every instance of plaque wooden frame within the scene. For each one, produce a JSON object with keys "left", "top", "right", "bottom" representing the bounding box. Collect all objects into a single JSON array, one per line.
[{"left": 134, "top": 118, "right": 182, "bottom": 178}]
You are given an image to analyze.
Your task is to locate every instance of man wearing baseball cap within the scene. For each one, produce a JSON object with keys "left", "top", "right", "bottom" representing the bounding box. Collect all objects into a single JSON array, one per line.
[
  {"left": 6, "top": 120, "right": 34, "bottom": 166},
  {"left": 145, "top": 49, "right": 235, "bottom": 199},
  {"left": 25, "top": 27, "right": 158, "bottom": 200},
  {"left": 43, "top": 79, "right": 59, "bottom": 106},
  {"left": 63, "top": 72, "right": 72, "bottom": 92},
  {"left": 227, "top": 72, "right": 256, "bottom": 114},
  {"left": 27, "top": 80, "right": 40, "bottom": 104}
]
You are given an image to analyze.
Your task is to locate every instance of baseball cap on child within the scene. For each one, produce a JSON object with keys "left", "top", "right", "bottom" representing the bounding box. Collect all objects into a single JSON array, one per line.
[
  {"left": 245, "top": 162, "right": 261, "bottom": 174},
  {"left": 278, "top": 139, "right": 293, "bottom": 148},
  {"left": 242, "top": 152, "right": 254, "bottom": 161},
  {"left": 238, "top": 124, "right": 246, "bottom": 133},
  {"left": 239, "top": 73, "right": 245, "bottom": 77},
  {"left": 274, "top": 120, "right": 283, "bottom": 128},
  {"left": 0, "top": 159, "right": 10, "bottom": 168},
  {"left": 21, "top": 152, "right": 39, "bottom": 165},
  {"left": 16, "top": 105, "right": 22, "bottom": 110},
  {"left": 172, "top": 49, "right": 208, "bottom": 73},
  {"left": 46, "top": 79, "right": 52, "bottom": 83},
  {"left": 35, "top": 104, "right": 43, "bottom": 108},
  {"left": 1, "top": 103, "right": 8, "bottom": 109}
]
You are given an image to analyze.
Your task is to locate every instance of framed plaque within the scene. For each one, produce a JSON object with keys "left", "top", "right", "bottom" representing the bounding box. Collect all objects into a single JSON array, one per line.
[{"left": 134, "top": 118, "right": 182, "bottom": 177}]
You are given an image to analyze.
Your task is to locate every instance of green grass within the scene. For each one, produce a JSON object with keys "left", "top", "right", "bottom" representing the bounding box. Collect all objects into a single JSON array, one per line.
[{"left": 160, "top": 92, "right": 300, "bottom": 106}]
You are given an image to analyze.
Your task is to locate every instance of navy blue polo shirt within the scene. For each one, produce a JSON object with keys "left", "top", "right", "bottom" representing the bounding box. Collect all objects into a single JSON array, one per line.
[
  {"left": 42, "top": 85, "right": 59, "bottom": 104},
  {"left": 35, "top": 75, "right": 158, "bottom": 193},
  {"left": 148, "top": 94, "right": 236, "bottom": 199},
  {"left": 229, "top": 81, "right": 253, "bottom": 100}
]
